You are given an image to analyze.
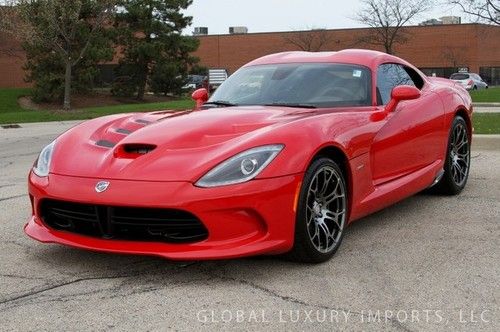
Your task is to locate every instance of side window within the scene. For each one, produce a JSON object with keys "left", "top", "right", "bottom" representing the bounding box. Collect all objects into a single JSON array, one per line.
[
  {"left": 403, "top": 66, "right": 425, "bottom": 89},
  {"left": 377, "top": 64, "right": 422, "bottom": 105},
  {"left": 396, "top": 66, "right": 416, "bottom": 87},
  {"left": 377, "top": 64, "right": 402, "bottom": 105}
]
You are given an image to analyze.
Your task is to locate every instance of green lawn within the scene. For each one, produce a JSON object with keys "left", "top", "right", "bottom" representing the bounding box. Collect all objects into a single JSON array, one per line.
[
  {"left": 473, "top": 113, "right": 500, "bottom": 135},
  {"left": 0, "top": 88, "right": 194, "bottom": 125},
  {"left": 470, "top": 86, "right": 500, "bottom": 103}
]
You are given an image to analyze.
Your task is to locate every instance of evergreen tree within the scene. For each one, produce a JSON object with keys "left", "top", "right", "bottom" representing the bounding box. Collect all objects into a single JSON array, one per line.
[
  {"left": 113, "top": 0, "right": 199, "bottom": 100},
  {"left": 23, "top": 23, "right": 114, "bottom": 103}
]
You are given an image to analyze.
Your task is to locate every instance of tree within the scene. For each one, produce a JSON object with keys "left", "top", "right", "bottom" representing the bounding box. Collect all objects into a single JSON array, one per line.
[
  {"left": 189, "top": 64, "right": 208, "bottom": 76},
  {"left": 355, "top": 0, "right": 434, "bottom": 54},
  {"left": 1, "top": 0, "right": 117, "bottom": 109},
  {"left": 22, "top": 29, "right": 114, "bottom": 103},
  {"left": 149, "top": 61, "right": 185, "bottom": 96},
  {"left": 283, "top": 29, "right": 336, "bottom": 52},
  {"left": 448, "top": 0, "right": 499, "bottom": 25},
  {"left": 0, "top": 32, "right": 22, "bottom": 58},
  {"left": 0, "top": 5, "right": 22, "bottom": 57},
  {"left": 442, "top": 44, "right": 467, "bottom": 68},
  {"left": 113, "top": 0, "right": 199, "bottom": 100}
]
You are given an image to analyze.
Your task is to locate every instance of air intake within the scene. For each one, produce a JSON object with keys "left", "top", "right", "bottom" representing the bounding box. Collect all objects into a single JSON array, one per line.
[
  {"left": 40, "top": 199, "right": 209, "bottom": 243},
  {"left": 114, "top": 143, "right": 157, "bottom": 158}
]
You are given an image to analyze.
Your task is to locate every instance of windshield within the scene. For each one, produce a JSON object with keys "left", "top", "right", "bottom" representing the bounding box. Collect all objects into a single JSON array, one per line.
[
  {"left": 208, "top": 63, "right": 372, "bottom": 108},
  {"left": 450, "top": 73, "right": 469, "bottom": 80}
]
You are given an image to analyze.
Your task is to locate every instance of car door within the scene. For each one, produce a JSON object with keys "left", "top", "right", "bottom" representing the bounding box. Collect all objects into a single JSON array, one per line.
[{"left": 371, "top": 63, "right": 445, "bottom": 185}]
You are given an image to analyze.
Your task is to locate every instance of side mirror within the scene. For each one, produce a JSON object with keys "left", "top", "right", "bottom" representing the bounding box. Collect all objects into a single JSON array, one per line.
[
  {"left": 385, "top": 85, "right": 421, "bottom": 113},
  {"left": 191, "top": 88, "right": 209, "bottom": 110}
]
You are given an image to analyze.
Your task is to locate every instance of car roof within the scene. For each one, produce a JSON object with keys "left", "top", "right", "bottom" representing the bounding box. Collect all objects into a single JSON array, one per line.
[{"left": 244, "top": 49, "right": 413, "bottom": 70}]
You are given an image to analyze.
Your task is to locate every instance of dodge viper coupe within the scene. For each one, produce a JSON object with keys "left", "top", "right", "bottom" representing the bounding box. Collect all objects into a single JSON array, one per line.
[{"left": 25, "top": 49, "right": 472, "bottom": 263}]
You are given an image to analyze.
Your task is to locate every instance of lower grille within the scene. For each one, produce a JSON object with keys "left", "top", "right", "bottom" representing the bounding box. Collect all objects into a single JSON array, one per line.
[{"left": 40, "top": 199, "right": 208, "bottom": 243}]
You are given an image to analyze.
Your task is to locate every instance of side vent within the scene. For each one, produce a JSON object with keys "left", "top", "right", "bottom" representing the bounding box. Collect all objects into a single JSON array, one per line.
[{"left": 114, "top": 143, "right": 157, "bottom": 159}]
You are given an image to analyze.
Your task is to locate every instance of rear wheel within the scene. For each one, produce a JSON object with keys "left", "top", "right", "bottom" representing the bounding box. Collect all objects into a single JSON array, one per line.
[
  {"left": 433, "top": 116, "right": 470, "bottom": 195},
  {"left": 287, "top": 158, "right": 348, "bottom": 263}
]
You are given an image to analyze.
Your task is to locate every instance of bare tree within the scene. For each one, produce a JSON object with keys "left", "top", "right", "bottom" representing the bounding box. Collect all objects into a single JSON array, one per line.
[
  {"left": 283, "top": 29, "right": 336, "bottom": 52},
  {"left": 355, "top": 0, "right": 434, "bottom": 54},
  {"left": 0, "top": 0, "right": 116, "bottom": 110},
  {"left": 0, "top": 5, "right": 14, "bottom": 55},
  {"left": 0, "top": 33, "right": 22, "bottom": 58},
  {"left": 442, "top": 45, "right": 467, "bottom": 67},
  {"left": 448, "top": 0, "right": 499, "bottom": 25}
]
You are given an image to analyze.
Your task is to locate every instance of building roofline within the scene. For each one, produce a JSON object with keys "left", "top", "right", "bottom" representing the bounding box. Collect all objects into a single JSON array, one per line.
[{"left": 193, "top": 23, "right": 500, "bottom": 38}]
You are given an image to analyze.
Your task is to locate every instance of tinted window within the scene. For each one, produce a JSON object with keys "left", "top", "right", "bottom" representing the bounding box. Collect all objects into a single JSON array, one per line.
[
  {"left": 209, "top": 63, "right": 372, "bottom": 108},
  {"left": 450, "top": 73, "right": 470, "bottom": 80},
  {"left": 404, "top": 66, "right": 425, "bottom": 89},
  {"left": 376, "top": 64, "right": 416, "bottom": 105}
]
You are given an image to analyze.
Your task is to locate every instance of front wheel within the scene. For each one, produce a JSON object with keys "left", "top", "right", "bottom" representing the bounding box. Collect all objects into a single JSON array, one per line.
[
  {"left": 433, "top": 116, "right": 471, "bottom": 195},
  {"left": 287, "top": 158, "right": 348, "bottom": 263}
]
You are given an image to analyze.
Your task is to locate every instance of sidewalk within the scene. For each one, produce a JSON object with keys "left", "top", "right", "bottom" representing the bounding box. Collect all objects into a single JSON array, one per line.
[
  {"left": 474, "top": 103, "right": 500, "bottom": 113},
  {"left": 473, "top": 134, "right": 500, "bottom": 150}
]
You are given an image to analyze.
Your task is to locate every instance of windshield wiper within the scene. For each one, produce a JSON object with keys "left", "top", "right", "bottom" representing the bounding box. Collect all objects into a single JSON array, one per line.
[
  {"left": 203, "top": 100, "right": 238, "bottom": 107},
  {"left": 263, "top": 103, "right": 317, "bottom": 109}
]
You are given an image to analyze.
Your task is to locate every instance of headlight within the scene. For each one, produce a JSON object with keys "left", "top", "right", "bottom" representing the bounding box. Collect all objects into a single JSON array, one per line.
[
  {"left": 33, "top": 141, "right": 56, "bottom": 177},
  {"left": 196, "top": 144, "right": 284, "bottom": 188}
]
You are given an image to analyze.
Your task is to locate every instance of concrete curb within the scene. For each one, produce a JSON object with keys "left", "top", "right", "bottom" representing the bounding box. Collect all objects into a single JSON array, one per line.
[
  {"left": 474, "top": 108, "right": 500, "bottom": 113},
  {"left": 1, "top": 120, "right": 82, "bottom": 128},
  {"left": 474, "top": 103, "right": 500, "bottom": 107}
]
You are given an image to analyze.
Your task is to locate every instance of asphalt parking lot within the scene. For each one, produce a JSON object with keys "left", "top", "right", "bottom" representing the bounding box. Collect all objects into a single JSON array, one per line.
[{"left": 0, "top": 122, "right": 499, "bottom": 331}]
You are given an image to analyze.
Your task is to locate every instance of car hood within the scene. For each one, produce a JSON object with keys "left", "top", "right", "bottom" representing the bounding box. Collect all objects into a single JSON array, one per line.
[{"left": 51, "top": 106, "right": 315, "bottom": 182}]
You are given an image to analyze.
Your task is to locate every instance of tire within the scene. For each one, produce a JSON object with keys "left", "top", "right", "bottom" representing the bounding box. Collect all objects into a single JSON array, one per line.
[
  {"left": 286, "top": 158, "right": 348, "bottom": 263},
  {"left": 432, "top": 116, "right": 471, "bottom": 195},
  {"left": 473, "top": 85, "right": 478, "bottom": 90}
]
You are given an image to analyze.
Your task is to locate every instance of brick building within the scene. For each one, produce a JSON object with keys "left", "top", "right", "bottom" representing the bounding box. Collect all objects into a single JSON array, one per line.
[
  {"left": 0, "top": 31, "right": 26, "bottom": 88},
  {"left": 1, "top": 23, "right": 499, "bottom": 88},
  {"left": 193, "top": 23, "right": 500, "bottom": 85}
]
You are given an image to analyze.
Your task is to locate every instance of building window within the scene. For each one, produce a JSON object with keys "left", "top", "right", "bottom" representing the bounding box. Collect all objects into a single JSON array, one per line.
[{"left": 479, "top": 67, "right": 500, "bottom": 86}]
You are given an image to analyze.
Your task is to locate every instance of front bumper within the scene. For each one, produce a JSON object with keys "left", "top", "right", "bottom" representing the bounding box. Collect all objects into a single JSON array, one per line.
[{"left": 26, "top": 172, "right": 303, "bottom": 260}]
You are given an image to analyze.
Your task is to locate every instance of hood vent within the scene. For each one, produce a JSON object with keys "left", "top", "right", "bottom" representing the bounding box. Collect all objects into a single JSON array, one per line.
[
  {"left": 135, "top": 119, "right": 152, "bottom": 125},
  {"left": 116, "top": 128, "right": 133, "bottom": 135},
  {"left": 114, "top": 143, "right": 157, "bottom": 159},
  {"left": 96, "top": 140, "right": 116, "bottom": 148}
]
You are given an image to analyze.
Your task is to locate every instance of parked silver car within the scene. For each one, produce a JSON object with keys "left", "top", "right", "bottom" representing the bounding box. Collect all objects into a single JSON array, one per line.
[
  {"left": 182, "top": 75, "right": 207, "bottom": 91},
  {"left": 450, "top": 72, "right": 489, "bottom": 90}
]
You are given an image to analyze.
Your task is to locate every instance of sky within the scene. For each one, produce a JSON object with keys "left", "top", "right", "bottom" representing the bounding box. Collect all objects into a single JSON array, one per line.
[{"left": 183, "top": 0, "right": 464, "bottom": 35}]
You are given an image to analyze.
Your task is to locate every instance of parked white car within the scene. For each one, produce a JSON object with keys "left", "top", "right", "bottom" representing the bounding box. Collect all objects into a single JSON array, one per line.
[{"left": 450, "top": 72, "right": 489, "bottom": 90}]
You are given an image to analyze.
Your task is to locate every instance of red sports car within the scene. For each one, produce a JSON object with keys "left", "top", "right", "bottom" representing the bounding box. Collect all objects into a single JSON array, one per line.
[{"left": 25, "top": 49, "right": 472, "bottom": 263}]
